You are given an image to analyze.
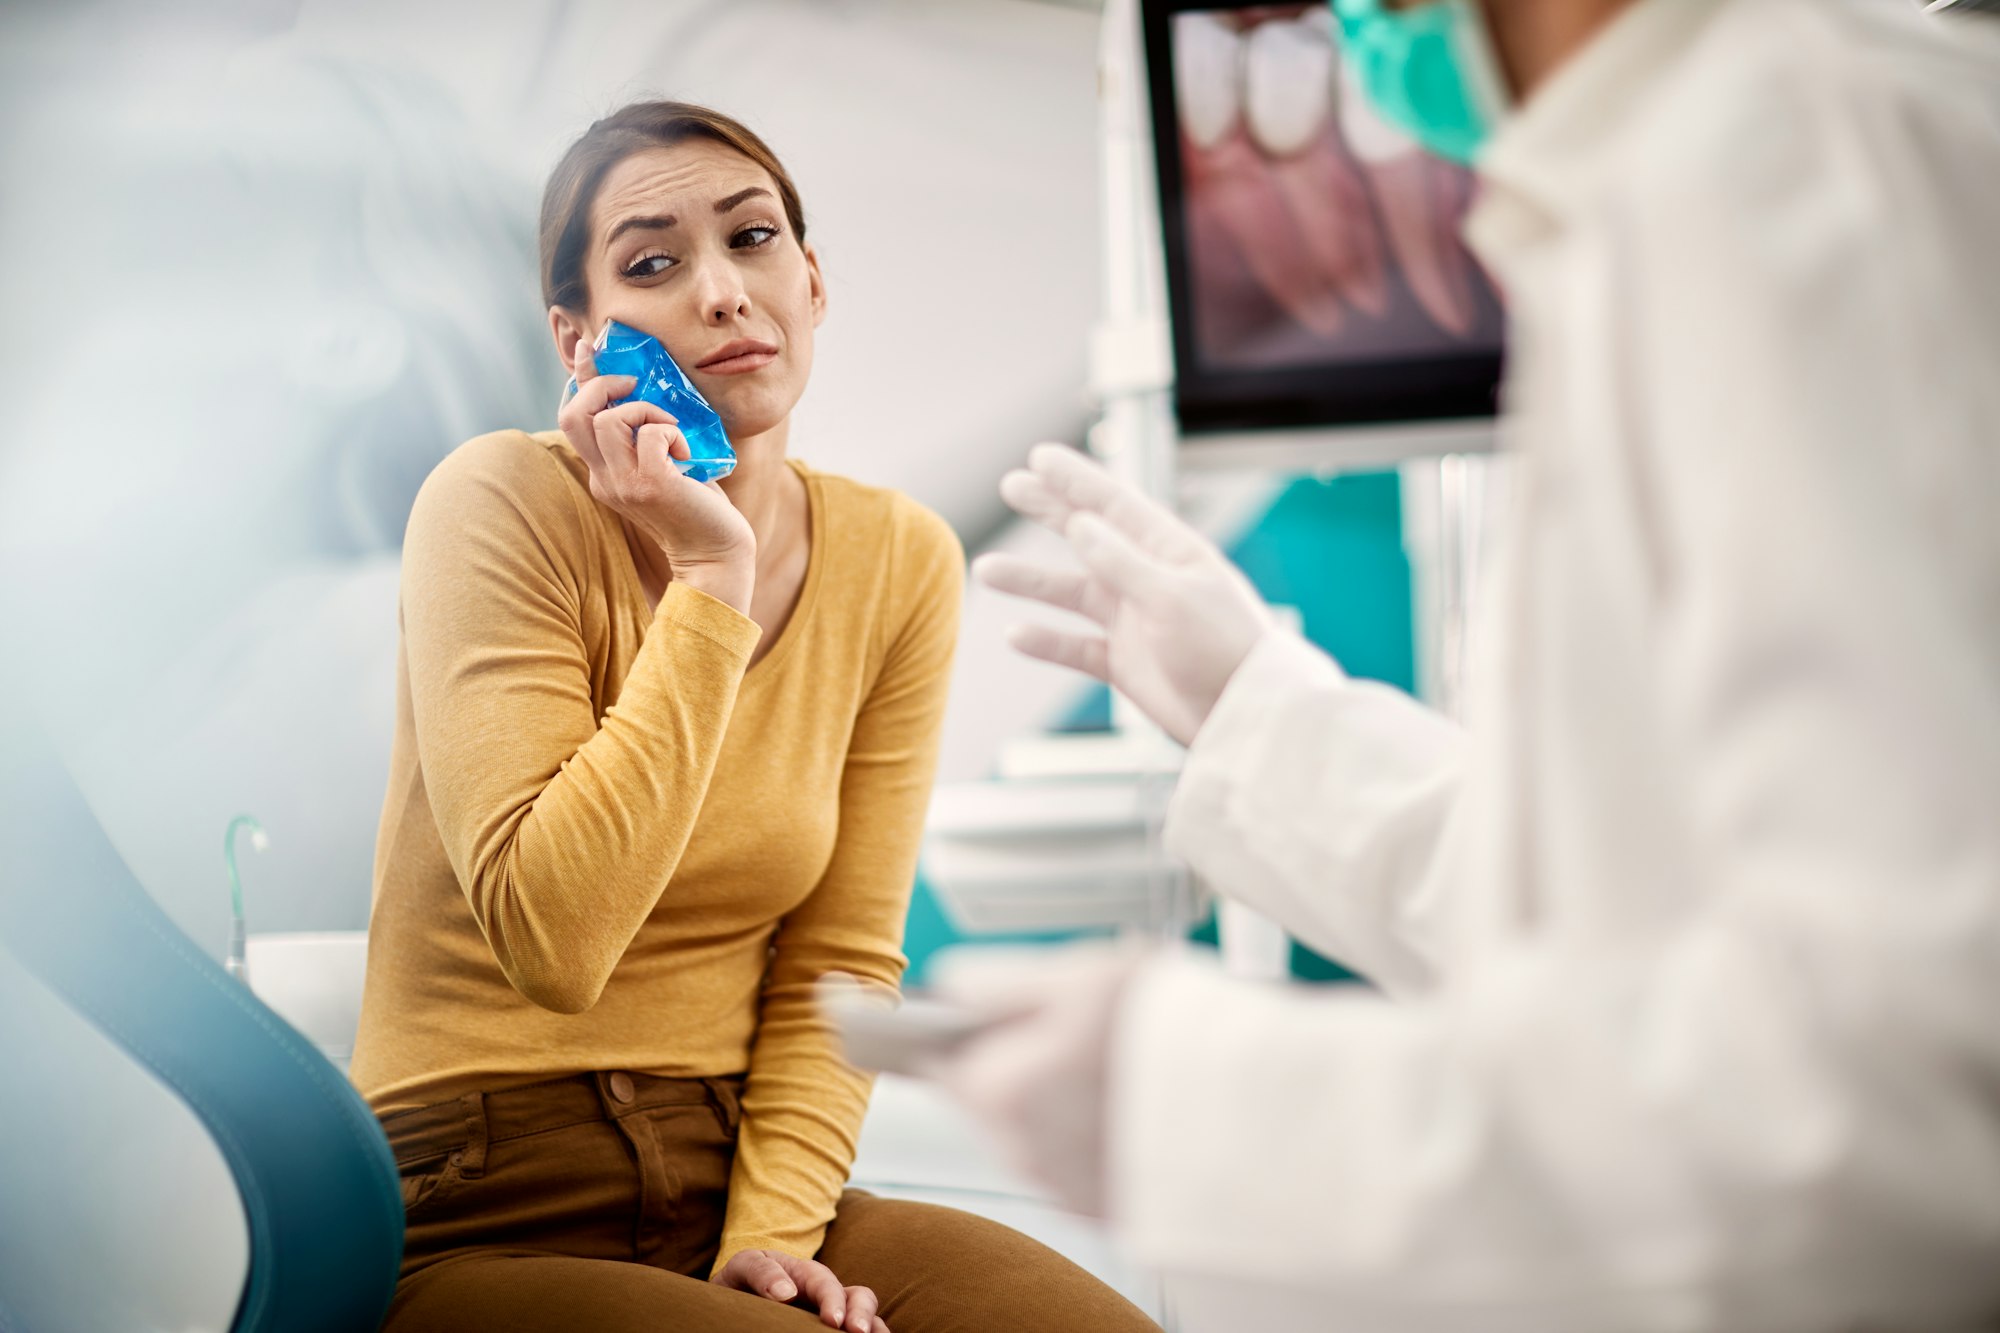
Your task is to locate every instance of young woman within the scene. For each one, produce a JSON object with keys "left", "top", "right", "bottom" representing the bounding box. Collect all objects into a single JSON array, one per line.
[{"left": 349, "top": 102, "right": 1158, "bottom": 1333}]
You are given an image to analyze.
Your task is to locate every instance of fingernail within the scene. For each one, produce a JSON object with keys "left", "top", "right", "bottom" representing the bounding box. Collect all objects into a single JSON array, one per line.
[{"left": 774, "top": 1281, "right": 796, "bottom": 1301}]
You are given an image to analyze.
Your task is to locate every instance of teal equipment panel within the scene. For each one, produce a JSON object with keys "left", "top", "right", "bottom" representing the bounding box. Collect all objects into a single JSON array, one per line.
[{"left": 906, "top": 470, "right": 1412, "bottom": 984}]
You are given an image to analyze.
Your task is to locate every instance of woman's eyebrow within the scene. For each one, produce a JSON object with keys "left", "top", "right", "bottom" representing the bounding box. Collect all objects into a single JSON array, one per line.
[
  {"left": 603, "top": 188, "right": 772, "bottom": 249},
  {"left": 605, "top": 214, "right": 676, "bottom": 246},
  {"left": 713, "top": 186, "right": 773, "bottom": 213}
]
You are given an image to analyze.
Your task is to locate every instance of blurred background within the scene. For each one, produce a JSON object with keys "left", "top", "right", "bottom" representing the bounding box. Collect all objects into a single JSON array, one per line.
[
  {"left": 0, "top": 0, "right": 1432, "bottom": 982},
  {"left": 0, "top": 5, "right": 1482, "bottom": 1320}
]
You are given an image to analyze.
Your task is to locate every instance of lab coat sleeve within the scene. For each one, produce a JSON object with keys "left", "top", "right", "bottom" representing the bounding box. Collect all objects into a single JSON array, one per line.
[
  {"left": 1164, "top": 629, "right": 1469, "bottom": 997},
  {"left": 1111, "top": 89, "right": 2000, "bottom": 1331}
]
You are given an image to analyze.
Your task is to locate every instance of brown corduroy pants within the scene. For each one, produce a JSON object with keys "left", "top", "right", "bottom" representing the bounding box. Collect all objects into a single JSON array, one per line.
[{"left": 376, "top": 1069, "right": 1160, "bottom": 1332}]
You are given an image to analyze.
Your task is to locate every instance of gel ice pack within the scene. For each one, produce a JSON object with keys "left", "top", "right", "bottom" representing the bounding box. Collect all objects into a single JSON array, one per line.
[{"left": 578, "top": 319, "right": 737, "bottom": 483}]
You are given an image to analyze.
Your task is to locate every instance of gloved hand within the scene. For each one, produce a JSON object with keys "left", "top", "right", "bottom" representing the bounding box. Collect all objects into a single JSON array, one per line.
[
  {"left": 922, "top": 943, "right": 1150, "bottom": 1219},
  {"left": 973, "top": 443, "right": 1277, "bottom": 746}
]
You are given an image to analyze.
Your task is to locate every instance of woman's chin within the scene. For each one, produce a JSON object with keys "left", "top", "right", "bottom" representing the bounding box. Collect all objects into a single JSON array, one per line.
[
  {"left": 720, "top": 418, "right": 773, "bottom": 449},
  {"left": 716, "top": 397, "right": 797, "bottom": 446}
]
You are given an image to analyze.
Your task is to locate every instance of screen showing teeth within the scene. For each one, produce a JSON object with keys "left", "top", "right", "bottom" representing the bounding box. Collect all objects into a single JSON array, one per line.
[
  {"left": 1243, "top": 18, "right": 1333, "bottom": 159},
  {"left": 1173, "top": 13, "right": 1243, "bottom": 150},
  {"left": 1335, "top": 55, "right": 1418, "bottom": 165},
  {"left": 1165, "top": 2, "right": 1506, "bottom": 377}
]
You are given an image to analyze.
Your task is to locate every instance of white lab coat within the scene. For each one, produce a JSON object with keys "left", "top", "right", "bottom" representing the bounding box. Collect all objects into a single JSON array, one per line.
[{"left": 1112, "top": 1, "right": 2000, "bottom": 1328}]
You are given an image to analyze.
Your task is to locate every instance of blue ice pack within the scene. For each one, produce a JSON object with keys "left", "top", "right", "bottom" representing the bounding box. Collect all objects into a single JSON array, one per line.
[{"left": 585, "top": 320, "right": 737, "bottom": 483}]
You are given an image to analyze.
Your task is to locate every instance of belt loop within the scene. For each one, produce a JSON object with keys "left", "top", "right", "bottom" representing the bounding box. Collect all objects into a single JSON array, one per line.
[
  {"left": 455, "top": 1092, "right": 489, "bottom": 1178},
  {"left": 703, "top": 1078, "right": 742, "bottom": 1137}
]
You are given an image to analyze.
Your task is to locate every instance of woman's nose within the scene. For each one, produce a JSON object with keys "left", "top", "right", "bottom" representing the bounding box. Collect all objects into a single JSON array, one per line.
[
  {"left": 708, "top": 291, "right": 750, "bottom": 324},
  {"left": 695, "top": 268, "right": 752, "bottom": 325}
]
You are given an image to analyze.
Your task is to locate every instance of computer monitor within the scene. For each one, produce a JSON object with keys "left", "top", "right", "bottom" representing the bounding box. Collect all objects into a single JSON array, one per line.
[{"left": 1142, "top": 1, "right": 1506, "bottom": 437}]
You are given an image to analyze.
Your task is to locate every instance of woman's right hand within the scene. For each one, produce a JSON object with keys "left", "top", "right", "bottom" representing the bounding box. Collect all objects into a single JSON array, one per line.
[
  {"left": 710, "top": 1248, "right": 888, "bottom": 1333},
  {"left": 559, "top": 335, "right": 756, "bottom": 611}
]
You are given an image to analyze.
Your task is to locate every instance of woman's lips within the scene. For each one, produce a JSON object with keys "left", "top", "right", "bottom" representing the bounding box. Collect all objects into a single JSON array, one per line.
[
  {"left": 696, "top": 348, "right": 772, "bottom": 374},
  {"left": 696, "top": 339, "right": 779, "bottom": 375}
]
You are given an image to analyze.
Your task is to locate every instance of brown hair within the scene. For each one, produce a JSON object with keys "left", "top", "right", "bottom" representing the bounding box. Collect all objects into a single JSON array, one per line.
[{"left": 537, "top": 101, "right": 808, "bottom": 313}]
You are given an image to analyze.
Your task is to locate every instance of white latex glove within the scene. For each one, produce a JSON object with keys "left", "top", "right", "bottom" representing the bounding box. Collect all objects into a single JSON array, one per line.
[
  {"left": 922, "top": 942, "right": 1150, "bottom": 1218},
  {"left": 973, "top": 443, "right": 1276, "bottom": 746}
]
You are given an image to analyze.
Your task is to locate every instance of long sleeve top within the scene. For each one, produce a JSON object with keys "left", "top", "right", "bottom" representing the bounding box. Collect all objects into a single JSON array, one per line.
[
  {"left": 350, "top": 428, "right": 962, "bottom": 1268},
  {"left": 1113, "top": 1, "right": 2000, "bottom": 1327}
]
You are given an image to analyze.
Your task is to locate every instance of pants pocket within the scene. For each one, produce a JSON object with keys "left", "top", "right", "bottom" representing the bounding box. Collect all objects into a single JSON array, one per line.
[
  {"left": 390, "top": 1093, "right": 489, "bottom": 1221},
  {"left": 397, "top": 1145, "right": 472, "bottom": 1218}
]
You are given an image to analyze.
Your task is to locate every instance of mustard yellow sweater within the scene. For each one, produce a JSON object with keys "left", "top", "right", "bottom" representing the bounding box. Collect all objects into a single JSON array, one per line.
[{"left": 349, "top": 429, "right": 961, "bottom": 1267}]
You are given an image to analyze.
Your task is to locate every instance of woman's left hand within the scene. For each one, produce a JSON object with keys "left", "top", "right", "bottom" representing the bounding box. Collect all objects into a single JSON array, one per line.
[{"left": 710, "top": 1248, "right": 888, "bottom": 1333}]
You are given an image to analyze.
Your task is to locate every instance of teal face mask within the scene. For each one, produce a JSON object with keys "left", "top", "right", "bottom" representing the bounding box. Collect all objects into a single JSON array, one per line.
[{"left": 1328, "top": 0, "right": 1510, "bottom": 166}]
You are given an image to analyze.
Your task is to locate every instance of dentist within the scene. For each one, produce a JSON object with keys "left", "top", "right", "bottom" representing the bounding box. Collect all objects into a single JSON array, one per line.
[{"left": 930, "top": 0, "right": 2000, "bottom": 1327}]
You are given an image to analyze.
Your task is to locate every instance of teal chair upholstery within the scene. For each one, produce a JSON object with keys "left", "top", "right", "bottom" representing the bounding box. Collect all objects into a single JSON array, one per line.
[{"left": 0, "top": 727, "right": 403, "bottom": 1333}]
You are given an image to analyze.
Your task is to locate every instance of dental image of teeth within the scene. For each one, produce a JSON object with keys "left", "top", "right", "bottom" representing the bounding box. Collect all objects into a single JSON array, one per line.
[{"left": 1172, "top": 7, "right": 1504, "bottom": 371}]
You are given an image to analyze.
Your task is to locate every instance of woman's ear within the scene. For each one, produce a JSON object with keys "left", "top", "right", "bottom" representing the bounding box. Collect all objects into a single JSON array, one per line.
[
  {"left": 803, "top": 245, "right": 828, "bottom": 329},
  {"left": 548, "top": 306, "right": 592, "bottom": 372}
]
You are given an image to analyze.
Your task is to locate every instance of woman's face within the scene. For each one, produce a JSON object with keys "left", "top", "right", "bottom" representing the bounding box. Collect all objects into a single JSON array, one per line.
[{"left": 557, "top": 139, "right": 825, "bottom": 441}]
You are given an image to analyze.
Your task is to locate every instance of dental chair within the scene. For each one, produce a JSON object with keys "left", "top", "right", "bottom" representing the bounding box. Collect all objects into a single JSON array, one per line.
[{"left": 0, "top": 728, "right": 403, "bottom": 1333}]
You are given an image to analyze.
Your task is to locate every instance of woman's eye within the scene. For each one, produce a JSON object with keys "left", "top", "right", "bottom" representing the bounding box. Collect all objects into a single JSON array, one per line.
[
  {"left": 733, "top": 225, "right": 779, "bottom": 249},
  {"left": 623, "top": 252, "right": 674, "bottom": 279}
]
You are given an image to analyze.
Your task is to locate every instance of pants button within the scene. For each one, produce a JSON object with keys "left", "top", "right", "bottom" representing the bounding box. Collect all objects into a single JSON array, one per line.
[{"left": 608, "top": 1071, "right": 636, "bottom": 1104}]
